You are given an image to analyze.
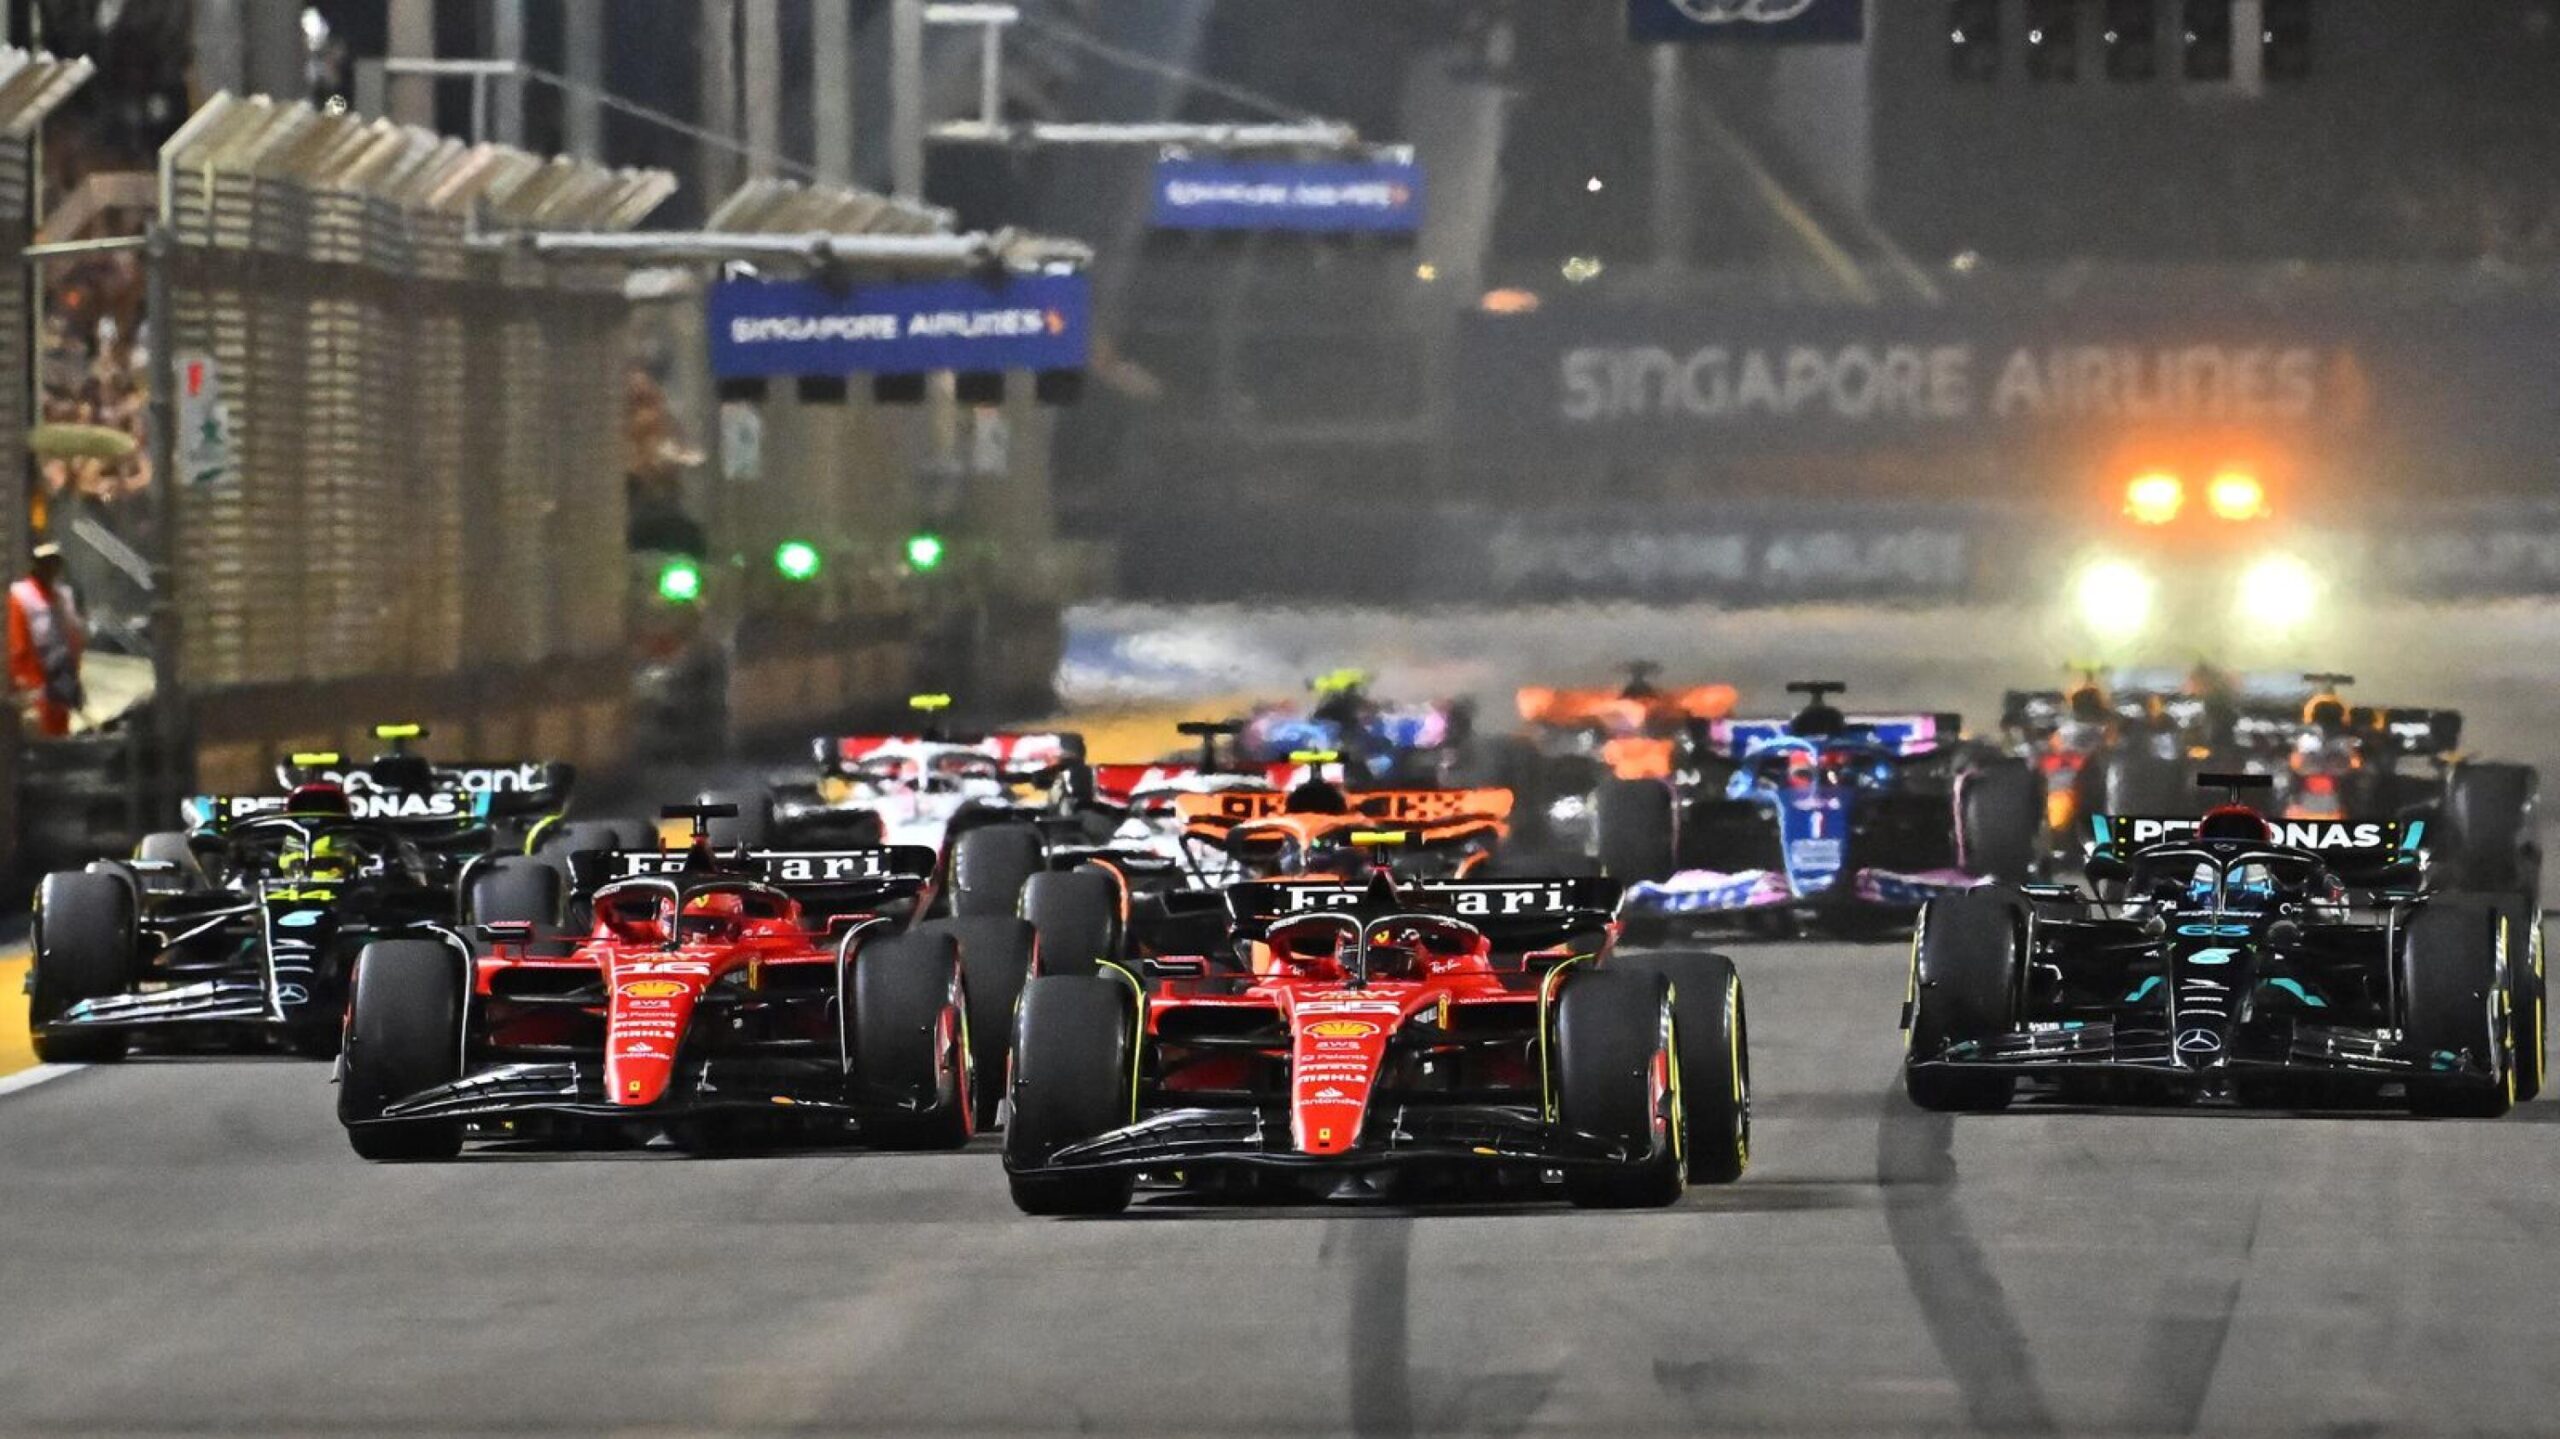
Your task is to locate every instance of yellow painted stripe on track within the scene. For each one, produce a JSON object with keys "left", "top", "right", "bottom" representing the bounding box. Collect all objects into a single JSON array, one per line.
[{"left": 0, "top": 951, "right": 32, "bottom": 1079}]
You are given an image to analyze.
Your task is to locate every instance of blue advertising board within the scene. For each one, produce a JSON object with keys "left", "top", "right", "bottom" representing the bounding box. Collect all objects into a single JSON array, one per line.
[
  {"left": 1627, "top": 0, "right": 1865, "bottom": 43},
  {"left": 708, "top": 272, "right": 1090, "bottom": 379},
  {"left": 1150, "top": 158, "right": 1424, "bottom": 234}
]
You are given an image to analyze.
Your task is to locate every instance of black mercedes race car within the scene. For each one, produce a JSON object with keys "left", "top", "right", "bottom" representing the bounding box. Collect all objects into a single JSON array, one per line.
[
  {"left": 1902, "top": 775, "right": 2541, "bottom": 1113},
  {"left": 25, "top": 777, "right": 566, "bottom": 1063}
]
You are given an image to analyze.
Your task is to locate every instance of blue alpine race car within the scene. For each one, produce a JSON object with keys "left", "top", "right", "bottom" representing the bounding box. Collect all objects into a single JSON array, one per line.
[{"left": 1591, "top": 682, "right": 2041, "bottom": 934}]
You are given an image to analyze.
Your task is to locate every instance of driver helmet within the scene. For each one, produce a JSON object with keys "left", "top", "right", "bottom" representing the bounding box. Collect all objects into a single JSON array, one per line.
[
  {"left": 2066, "top": 683, "right": 2109, "bottom": 724},
  {"left": 2301, "top": 694, "right": 2348, "bottom": 733},
  {"left": 282, "top": 832, "right": 356, "bottom": 881},
  {"left": 1789, "top": 702, "right": 1847, "bottom": 738},
  {"left": 2196, "top": 804, "right": 2271, "bottom": 843},
  {"left": 1285, "top": 778, "right": 1351, "bottom": 815},
  {"left": 682, "top": 889, "right": 750, "bottom": 941}
]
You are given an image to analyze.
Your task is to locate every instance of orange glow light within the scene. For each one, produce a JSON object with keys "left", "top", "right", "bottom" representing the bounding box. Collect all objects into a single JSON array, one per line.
[
  {"left": 2124, "top": 472, "right": 2184, "bottom": 525},
  {"left": 1479, "top": 288, "right": 1542, "bottom": 315},
  {"left": 2207, "top": 469, "right": 2268, "bottom": 522}
]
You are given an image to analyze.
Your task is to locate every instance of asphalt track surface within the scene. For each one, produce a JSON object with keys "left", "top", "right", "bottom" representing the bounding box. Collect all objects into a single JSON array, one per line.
[
  {"left": 3, "top": 930, "right": 2556, "bottom": 1438},
  {"left": 6, "top": 600, "right": 2560, "bottom": 1436}
]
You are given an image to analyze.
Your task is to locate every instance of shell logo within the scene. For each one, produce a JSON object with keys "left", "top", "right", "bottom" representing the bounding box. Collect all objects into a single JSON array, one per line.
[
  {"left": 620, "top": 979, "right": 688, "bottom": 999},
  {"left": 1304, "top": 1019, "right": 1380, "bottom": 1040}
]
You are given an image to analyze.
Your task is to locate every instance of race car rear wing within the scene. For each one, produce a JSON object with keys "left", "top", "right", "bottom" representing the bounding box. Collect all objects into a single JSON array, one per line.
[
  {"left": 1087, "top": 760, "right": 1301, "bottom": 807},
  {"left": 270, "top": 757, "right": 575, "bottom": 818},
  {"left": 818, "top": 731, "right": 1084, "bottom": 775},
  {"left": 185, "top": 789, "right": 493, "bottom": 830},
  {"left": 1173, "top": 787, "right": 1515, "bottom": 829},
  {"left": 1710, "top": 713, "right": 1959, "bottom": 758},
  {"left": 566, "top": 845, "right": 939, "bottom": 915},
  {"left": 1225, "top": 875, "right": 1621, "bottom": 951},
  {"left": 2089, "top": 813, "right": 2421, "bottom": 857}
]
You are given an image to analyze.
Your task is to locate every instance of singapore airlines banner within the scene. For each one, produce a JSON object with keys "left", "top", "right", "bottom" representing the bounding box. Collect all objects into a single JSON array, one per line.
[{"left": 1455, "top": 299, "right": 2560, "bottom": 469}]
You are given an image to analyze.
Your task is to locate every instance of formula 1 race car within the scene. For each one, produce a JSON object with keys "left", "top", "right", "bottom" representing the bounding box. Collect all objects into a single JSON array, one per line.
[
  {"left": 26, "top": 780, "right": 561, "bottom": 1063},
  {"left": 1000, "top": 870, "right": 1748, "bottom": 1214},
  {"left": 1494, "top": 663, "right": 1738, "bottom": 850},
  {"left": 1234, "top": 671, "right": 1474, "bottom": 785},
  {"left": 336, "top": 807, "right": 1040, "bottom": 1159},
  {"left": 2002, "top": 669, "right": 2538, "bottom": 894},
  {"left": 1595, "top": 683, "right": 2041, "bottom": 934},
  {"left": 732, "top": 697, "right": 1078, "bottom": 860},
  {"left": 1902, "top": 776, "right": 2542, "bottom": 1113}
]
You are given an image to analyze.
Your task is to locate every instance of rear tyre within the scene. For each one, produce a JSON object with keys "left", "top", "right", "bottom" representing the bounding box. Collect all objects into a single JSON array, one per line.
[
  {"left": 1004, "top": 974, "right": 1139, "bottom": 1215},
  {"left": 1555, "top": 970, "right": 1687, "bottom": 1208},
  {"left": 1957, "top": 760, "right": 2041, "bottom": 884},
  {"left": 695, "top": 789, "right": 774, "bottom": 849},
  {"left": 1594, "top": 777, "right": 1677, "bottom": 884},
  {"left": 2441, "top": 762, "right": 2539, "bottom": 894},
  {"left": 1903, "top": 891, "right": 2022, "bottom": 1113},
  {"left": 464, "top": 855, "right": 564, "bottom": 928},
  {"left": 30, "top": 870, "right": 137, "bottom": 1064},
  {"left": 1022, "top": 867, "right": 1123, "bottom": 977},
  {"left": 339, "top": 939, "right": 467, "bottom": 1160},
  {"left": 2099, "top": 750, "right": 2193, "bottom": 818},
  {"left": 911, "top": 915, "right": 1036, "bottom": 1130},
  {"left": 851, "top": 930, "right": 975, "bottom": 1149},
  {"left": 2404, "top": 897, "right": 2516, "bottom": 1118},
  {"left": 948, "top": 822, "right": 1043, "bottom": 918},
  {"left": 1612, "top": 951, "right": 1749, "bottom": 1184}
]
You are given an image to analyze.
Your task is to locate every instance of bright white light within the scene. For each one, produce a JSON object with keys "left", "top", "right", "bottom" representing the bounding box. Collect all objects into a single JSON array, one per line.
[
  {"left": 2074, "top": 559, "right": 2155, "bottom": 641},
  {"left": 2238, "top": 554, "right": 2319, "bottom": 632},
  {"left": 1560, "top": 255, "right": 1604, "bottom": 283},
  {"left": 1585, "top": 176, "right": 1604, "bottom": 193}
]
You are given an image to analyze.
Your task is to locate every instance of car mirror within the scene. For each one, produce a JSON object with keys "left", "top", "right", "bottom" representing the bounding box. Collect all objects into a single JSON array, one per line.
[{"left": 2083, "top": 852, "right": 2130, "bottom": 885}]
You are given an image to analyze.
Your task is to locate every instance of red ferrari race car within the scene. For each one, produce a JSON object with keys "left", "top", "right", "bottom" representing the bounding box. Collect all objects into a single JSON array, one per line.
[
  {"left": 335, "top": 807, "right": 1032, "bottom": 1160},
  {"left": 1001, "top": 870, "right": 1749, "bottom": 1214}
]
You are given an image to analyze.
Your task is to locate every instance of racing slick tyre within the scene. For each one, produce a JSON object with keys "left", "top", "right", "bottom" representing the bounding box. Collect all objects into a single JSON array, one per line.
[
  {"left": 949, "top": 822, "right": 1043, "bottom": 918},
  {"left": 911, "top": 916, "right": 1037, "bottom": 1130},
  {"left": 1554, "top": 970, "right": 1687, "bottom": 1208},
  {"left": 850, "top": 930, "right": 975, "bottom": 1150},
  {"left": 1004, "top": 974, "right": 1140, "bottom": 1216},
  {"left": 338, "top": 940, "right": 467, "bottom": 1160},
  {"left": 133, "top": 830, "right": 208, "bottom": 889},
  {"left": 695, "top": 789, "right": 774, "bottom": 849},
  {"left": 1903, "top": 891, "right": 2022, "bottom": 1113},
  {"left": 2403, "top": 897, "right": 2516, "bottom": 1118},
  {"left": 1611, "top": 952, "right": 1749, "bottom": 1184},
  {"left": 2441, "top": 762, "right": 2539, "bottom": 895},
  {"left": 465, "top": 855, "right": 564, "bottom": 929},
  {"left": 1594, "top": 777, "right": 1677, "bottom": 885},
  {"left": 1956, "top": 760, "right": 2042, "bottom": 885},
  {"left": 1022, "top": 867, "right": 1124, "bottom": 978},
  {"left": 2490, "top": 890, "right": 2547, "bottom": 1102},
  {"left": 30, "top": 870, "right": 137, "bottom": 1063},
  {"left": 2098, "top": 750, "right": 2193, "bottom": 820}
]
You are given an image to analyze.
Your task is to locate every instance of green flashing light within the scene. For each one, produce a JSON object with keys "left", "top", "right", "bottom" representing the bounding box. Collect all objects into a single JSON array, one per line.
[
  {"left": 774, "top": 539, "right": 822, "bottom": 582},
  {"left": 905, "top": 532, "right": 946, "bottom": 572},
  {"left": 657, "top": 558, "right": 704, "bottom": 604}
]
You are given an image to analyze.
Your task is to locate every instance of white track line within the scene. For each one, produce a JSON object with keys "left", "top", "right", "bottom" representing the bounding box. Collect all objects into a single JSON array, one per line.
[{"left": 0, "top": 1063, "right": 80, "bottom": 1099}]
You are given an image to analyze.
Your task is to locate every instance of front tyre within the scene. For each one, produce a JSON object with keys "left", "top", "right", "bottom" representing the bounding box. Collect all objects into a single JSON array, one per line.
[
  {"left": 339, "top": 940, "right": 467, "bottom": 1161},
  {"left": 1004, "top": 974, "right": 1139, "bottom": 1216},
  {"left": 1903, "top": 891, "right": 2022, "bottom": 1113},
  {"left": 1555, "top": 969, "right": 1687, "bottom": 1209},
  {"left": 30, "top": 871, "right": 137, "bottom": 1064},
  {"left": 2404, "top": 897, "right": 2515, "bottom": 1119}
]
